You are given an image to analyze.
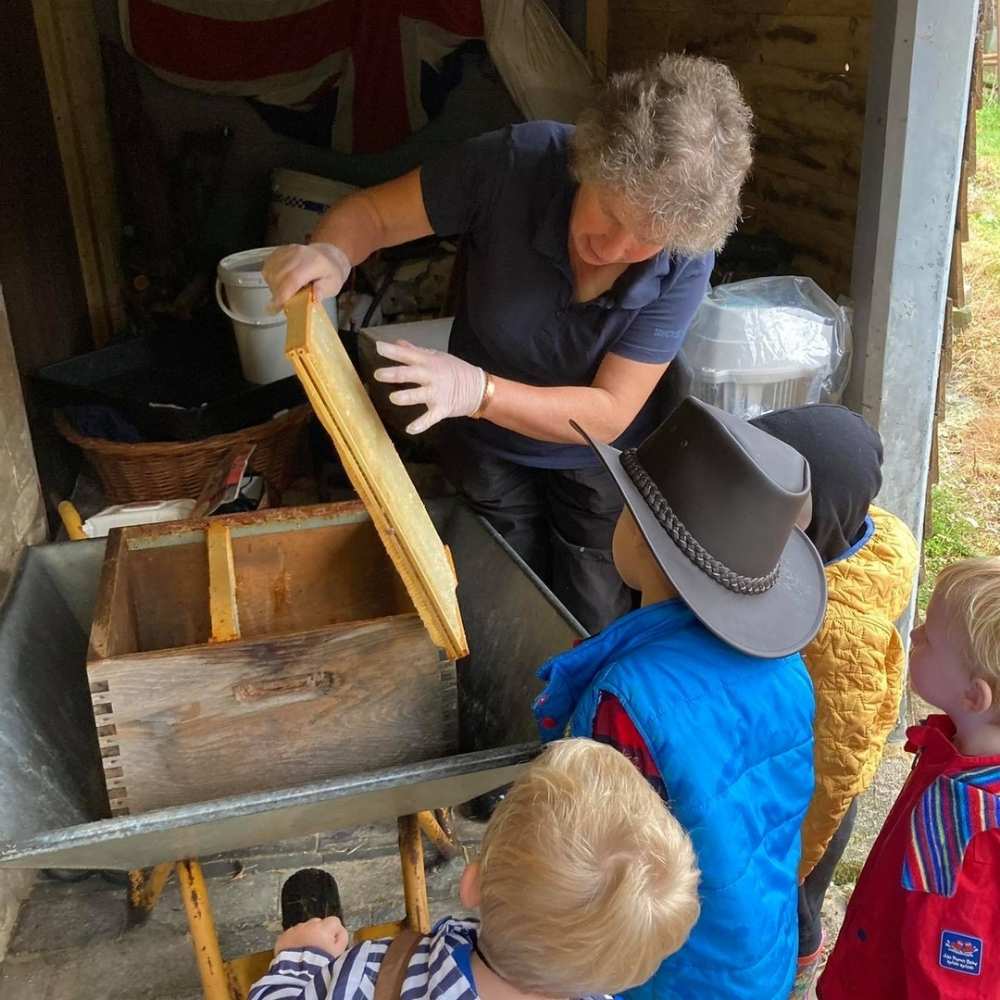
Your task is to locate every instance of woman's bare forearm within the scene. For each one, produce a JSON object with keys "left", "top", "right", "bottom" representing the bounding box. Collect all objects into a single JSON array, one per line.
[
  {"left": 311, "top": 170, "right": 434, "bottom": 265},
  {"left": 482, "top": 379, "right": 628, "bottom": 444}
]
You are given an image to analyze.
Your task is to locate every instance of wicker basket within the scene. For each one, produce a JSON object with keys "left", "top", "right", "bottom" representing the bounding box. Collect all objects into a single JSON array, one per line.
[{"left": 56, "top": 405, "right": 312, "bottom": 503}]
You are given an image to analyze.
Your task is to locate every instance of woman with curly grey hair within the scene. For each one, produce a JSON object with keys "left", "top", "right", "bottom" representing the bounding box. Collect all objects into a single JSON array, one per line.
[{"left": 264, "top": 53, "right": 752, "bottom": 632}]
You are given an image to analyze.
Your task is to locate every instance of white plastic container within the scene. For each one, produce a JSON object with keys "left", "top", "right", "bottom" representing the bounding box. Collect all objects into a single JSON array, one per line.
[
  {"left": 216, "top": 247, "right": 295, "bottom": 384},
  {"left": 83, "top": 499, "right": 196, "bottom": 538},
  {"left": 680, "top": 276, "right": 847, "bottom": 420},
  {"left": 685, "top": 362, "right": 823, "bottom": 418},
  {"left": 267, "top": 168, "right": 357, "bottom": 245}
]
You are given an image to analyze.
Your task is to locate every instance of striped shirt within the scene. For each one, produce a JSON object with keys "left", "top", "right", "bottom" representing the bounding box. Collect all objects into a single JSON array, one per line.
[{"left": 249, "top": 918, "right": 484, "bottom": 1000}]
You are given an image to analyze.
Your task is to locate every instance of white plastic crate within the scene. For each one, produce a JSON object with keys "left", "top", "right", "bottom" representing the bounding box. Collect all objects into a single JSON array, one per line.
[
  {"left": 681, "top": 277, "right": 848, "bottom": 420},
  {"left": 688, "top": 364, "right": 821, "bottom": 420}
]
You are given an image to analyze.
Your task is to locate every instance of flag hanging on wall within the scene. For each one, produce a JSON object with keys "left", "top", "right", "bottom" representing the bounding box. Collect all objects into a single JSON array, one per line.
[{"left": 120, "top": 0, "right": 485, "bottom": 153}]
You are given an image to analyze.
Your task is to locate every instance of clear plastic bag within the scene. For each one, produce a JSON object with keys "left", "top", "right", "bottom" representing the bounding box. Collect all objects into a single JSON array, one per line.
[{"left": 679, "top": 276, "right": 852, "bottom": 419}]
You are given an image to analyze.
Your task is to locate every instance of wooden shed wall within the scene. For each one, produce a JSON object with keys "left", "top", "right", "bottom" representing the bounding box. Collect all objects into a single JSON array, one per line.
[{"left": 608, "top": 0, "right": 873, "bottom": 297}]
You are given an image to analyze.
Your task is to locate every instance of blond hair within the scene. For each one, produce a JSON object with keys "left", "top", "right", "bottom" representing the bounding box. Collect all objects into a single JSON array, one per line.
[
  {"left": 571, "top": 53, "right": 753, "bottom": 255},
  {"left": 476, "top": 738, "right": 700, "bottom": 996},
  {"left": 935, "top": 557, "right": 1000, "bottom": 699}
]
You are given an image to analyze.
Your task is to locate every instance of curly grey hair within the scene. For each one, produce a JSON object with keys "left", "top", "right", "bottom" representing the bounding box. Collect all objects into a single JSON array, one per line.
[{"left": 571, "top": 54, "right": 753, "bottom": 256}]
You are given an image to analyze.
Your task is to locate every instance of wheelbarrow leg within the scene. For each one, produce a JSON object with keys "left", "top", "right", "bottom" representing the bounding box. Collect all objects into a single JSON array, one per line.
[
  {"left": 126, "top": 862, "right": 174, "bottom": 928},
  {"left": 417, "top": 810, "right": 459, "bottom": 861},
  {"left": 398, "top": 814, "right": 431, "bottom": 934},
  {"left": 176, "top": 859, "right": 238, "bottom": 1000}
]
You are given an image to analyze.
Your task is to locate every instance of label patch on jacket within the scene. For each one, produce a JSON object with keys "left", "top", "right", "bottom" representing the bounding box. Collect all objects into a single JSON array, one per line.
[{"left": 939, "top": 930, "right": 983, "bottom": 975}]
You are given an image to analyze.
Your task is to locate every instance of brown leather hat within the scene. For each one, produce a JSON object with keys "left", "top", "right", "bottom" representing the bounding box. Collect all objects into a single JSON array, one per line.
[{"left": 573, "top": 396, "right": 827, "bottom": 658}]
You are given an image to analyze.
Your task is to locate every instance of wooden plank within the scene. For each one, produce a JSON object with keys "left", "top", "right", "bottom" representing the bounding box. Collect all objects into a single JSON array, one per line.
[
  {"left": 925, "top": 429, "right": 939, "bottom": 537},
  {"left": 958, "top": 169, "right": 970, "bottom": 243},
  {"left": 31, "top": 0, "right": 123, "bottom": 345},
  {"left": 949, "top": 236, "right": 966, "bottom": 308},
  {"left": 88, "top": 614, "right": 457, "bottom": 814},
  {"left": 968, "top": 91, "right": 978, "bottom": 175},
  {"left": 753, "top": 130, "right": 862, "bottom": 194},
  {"left": 609, "top": 12, "right": 872, "bottom": 75},
  {"left": 88, "top": 530, "right": 138, "bottom": 661},
  {"left": 126, "top": 541, "right": 211, "bottom": 654},
  {"left": 207, "top": 522, "right": 240, "bottom": 643},
  {"left": 736, "top": 64, "right": 867, "bottom": 141},
  {"left": 231, "top": 520, "right": 413, "bottom": 640},
  {"left": 586, "top": 0, "right": 609, "bottom": 79},
  {"left": 940, "top": 297, "right": 955, "bottom": 386},
  {"left": 284, "top": 292, "right": 468, "bottom": 660},
  {"left": 924, "top": 296, "right": 952, "bottom": 540},
  {"left": 747, "top": 170, "right": 859, "bottom": 251},
  {"left": 736, "top": 211, "right": 852, "bottom": 295},
  {"left": 787, "top": 251, "right": 851, "bottom": 300},
  {"left": 613, "top": 0, "right": 873, "bottom": 15}
]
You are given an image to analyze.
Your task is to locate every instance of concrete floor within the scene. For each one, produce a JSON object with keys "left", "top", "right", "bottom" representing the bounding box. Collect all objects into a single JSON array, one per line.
[{"left": 0, "top": 820, "right": 480, "bottom": 1000}]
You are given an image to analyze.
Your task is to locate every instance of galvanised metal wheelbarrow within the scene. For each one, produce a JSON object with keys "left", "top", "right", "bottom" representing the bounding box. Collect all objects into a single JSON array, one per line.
[{"left": 0, "top": 498, "right": 583, "bottom": 998}]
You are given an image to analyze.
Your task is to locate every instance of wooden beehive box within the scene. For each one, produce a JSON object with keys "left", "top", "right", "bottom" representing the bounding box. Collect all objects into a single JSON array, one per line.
[
  {"left": 88, "top": 290, "right": 468, "bottom": 816},
  {"left": 88, "top": 505, "right": 460, "bottom": 815}
]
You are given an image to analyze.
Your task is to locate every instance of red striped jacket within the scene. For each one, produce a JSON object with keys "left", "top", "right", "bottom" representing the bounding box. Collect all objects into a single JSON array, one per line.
[{"left": 819, "top": 716, "right": 1000, "bottom": 998}]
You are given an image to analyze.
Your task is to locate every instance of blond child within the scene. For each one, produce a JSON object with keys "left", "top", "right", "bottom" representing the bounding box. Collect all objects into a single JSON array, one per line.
[
  {"left": 819, "top": 557, "right": 1000, "bottom": 998},
  {"left": 249, "top": 739, "right": 700, "bottom": 1000}
]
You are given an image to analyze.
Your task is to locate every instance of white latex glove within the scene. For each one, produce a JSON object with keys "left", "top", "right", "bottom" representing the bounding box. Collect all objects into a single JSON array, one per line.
[
  {"left": 374, "top": 340, "right": 486, "bottom": 435},
  {"left": 262, "top": 243, "right": 351, "bottom": 311}
]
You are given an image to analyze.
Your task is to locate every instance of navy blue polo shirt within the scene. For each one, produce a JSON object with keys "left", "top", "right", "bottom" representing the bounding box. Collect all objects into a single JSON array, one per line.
[{"left": 420, "top": 121, "right": 713, "bottom": 468}]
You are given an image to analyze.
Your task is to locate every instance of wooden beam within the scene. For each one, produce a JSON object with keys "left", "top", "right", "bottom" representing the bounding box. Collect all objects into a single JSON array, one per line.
[
  {"left": 968, "top": 82, "right": 978, "bottom": 174},
  {"left": 614, "top": 0, "right": 872, "bottom": 13},
  {"left": 587, "top": 0, "right": 609, "bottom": 80},
  {"left": 949, "top": 235, "right": 966, "bottom": 309},
  {"left": 206, "top": 522, "right": 240, "bottom": 643},
  {"left": 31, "top": 0, "right": 123, "bottom": 346},
  {"left": 609, "top": 12, "right": 872, "bottom": 76},
  {"left": 958, "top": 170, "right": 970, "bottom": 243}
]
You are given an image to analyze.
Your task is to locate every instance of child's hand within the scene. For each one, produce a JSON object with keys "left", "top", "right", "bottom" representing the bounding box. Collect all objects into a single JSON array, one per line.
[{"left": 274, "top": 916, "right": 350, "bottom": 958}]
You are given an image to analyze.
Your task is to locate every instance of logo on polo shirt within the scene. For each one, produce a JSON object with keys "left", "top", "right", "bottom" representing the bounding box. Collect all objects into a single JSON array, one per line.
[{"left": 939, "top": 930, "right": 983, "bottom": 976}]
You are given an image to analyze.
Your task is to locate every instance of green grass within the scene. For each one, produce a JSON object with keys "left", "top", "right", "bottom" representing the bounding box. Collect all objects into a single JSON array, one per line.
[
  {"left": 977, "top": 101, "right": 1000, "bottom": 158},
  {"left": 918, "top": 483, "right": 987, "bottom": 611},
  {"left": 970, "top": 102, "right": 1000, "bottom": 235},
  {"left": 833, "top": 860, "right": 864, "bottom": 887}
]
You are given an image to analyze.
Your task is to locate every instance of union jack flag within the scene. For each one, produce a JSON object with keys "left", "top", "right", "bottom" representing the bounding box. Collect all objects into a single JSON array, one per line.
[{"left": 120, "top": 0, "right": 485, "bottom": 153}]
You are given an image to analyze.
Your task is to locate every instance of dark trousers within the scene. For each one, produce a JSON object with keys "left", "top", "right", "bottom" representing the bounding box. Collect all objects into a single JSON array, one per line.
[
  {"left": 798, "top": 797, "right": 859, "bottom": 956},
  {"left": 436, "top": 433, "right": 633, "bottom": 634}
]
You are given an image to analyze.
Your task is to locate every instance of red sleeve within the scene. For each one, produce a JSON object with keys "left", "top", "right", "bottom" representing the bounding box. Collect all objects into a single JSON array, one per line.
[{"left": 593, "top": 693, "right": 667, "bottom": 801}]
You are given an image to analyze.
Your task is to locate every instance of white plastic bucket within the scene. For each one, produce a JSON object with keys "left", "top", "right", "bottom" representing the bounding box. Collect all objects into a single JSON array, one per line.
[
  {"left": 267, "top": 168, "right": 357, "bottom": 245},
  {"left": 216, "top": 247, "right": 295, "bottom": 384}
]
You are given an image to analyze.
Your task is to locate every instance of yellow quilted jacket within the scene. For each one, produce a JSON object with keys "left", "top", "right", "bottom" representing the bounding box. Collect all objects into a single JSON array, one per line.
[{"left": 799, "top": 504, "right": 918, "bottom": 878}]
